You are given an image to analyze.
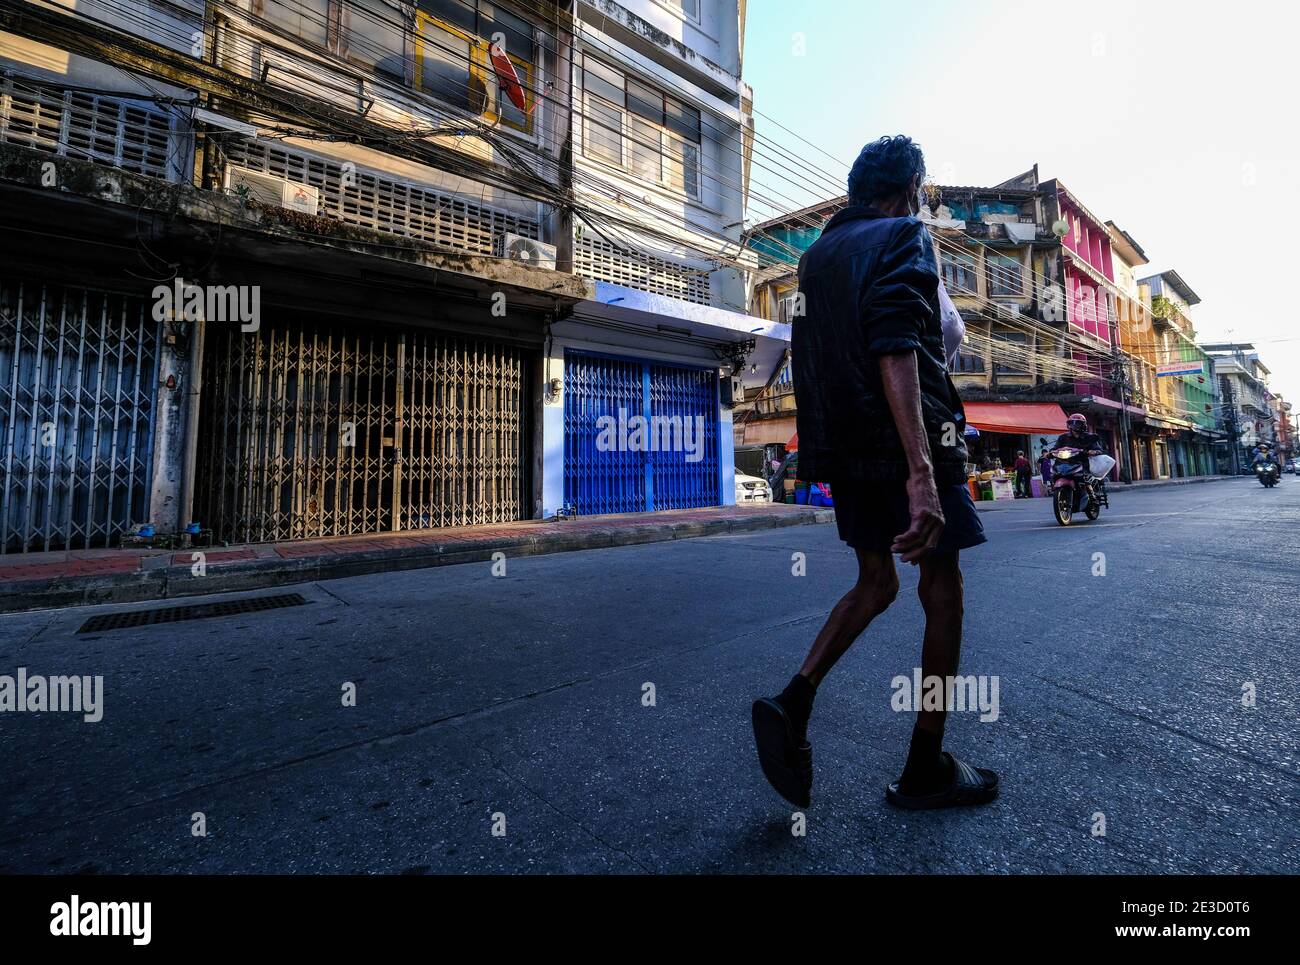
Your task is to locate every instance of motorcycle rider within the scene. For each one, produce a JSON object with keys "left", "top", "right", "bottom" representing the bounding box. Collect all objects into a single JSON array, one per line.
[
  {"left": 1252, "top": 443, "right": 1281, "bottom": 481},
  {"left": 1048, "top": 413, "right": 1106, "bottom": 502}
]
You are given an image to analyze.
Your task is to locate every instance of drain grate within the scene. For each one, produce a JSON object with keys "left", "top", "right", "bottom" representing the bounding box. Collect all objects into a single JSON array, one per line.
[{"left": 77, "top": 593, "right": 309, "bottom": 633}]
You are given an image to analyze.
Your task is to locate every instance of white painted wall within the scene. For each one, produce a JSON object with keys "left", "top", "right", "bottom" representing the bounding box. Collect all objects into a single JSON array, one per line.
[{"left": 573, "top": 0, "right": 750, "bottom": 311}]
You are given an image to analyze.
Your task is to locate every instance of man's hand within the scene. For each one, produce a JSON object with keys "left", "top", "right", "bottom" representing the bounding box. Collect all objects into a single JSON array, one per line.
[
  {"left": 877, "top": 350, "right": 946, "bottom": 565},
  {"left": 893, "top": 471, "right": 945, "bottom": 564}
]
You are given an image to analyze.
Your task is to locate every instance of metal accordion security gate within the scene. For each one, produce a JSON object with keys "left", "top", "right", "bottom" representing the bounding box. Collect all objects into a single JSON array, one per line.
[
  {"left": 563, "top": 350, "right": 719, "bottom": 515},
  {"left": 0, "top": 280, "right": 161, "bottom": 554},
  {"left": 196, "top": 319, "right": 529, "bottom": 544}
]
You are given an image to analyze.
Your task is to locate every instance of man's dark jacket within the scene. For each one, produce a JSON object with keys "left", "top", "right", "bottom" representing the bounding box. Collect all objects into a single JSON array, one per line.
[{"left": 792, "top": 206, "right": 968, "bottom": 487}]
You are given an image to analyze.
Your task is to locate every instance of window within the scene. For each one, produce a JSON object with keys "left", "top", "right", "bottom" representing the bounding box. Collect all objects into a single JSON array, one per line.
[
  {"left": 258, "top": 0, "right": 330, "bottom": 47},
  {"left": 414, "top": 4, "right": 536, "bottom": 132},
  {"left": 347, "top": 0, "right": 407, "bottom": 80},
  {"left": 953, "top": 348, "right": 985, "bottom": 374},
  {"left": 992, "top": 330, "right": 1029, "bottom": 376},
  {"left": 416, "top": 13, "right": 485, "bottom": 112},
  {"left": 777, "top": 289, "right": 801, "bottom": 323},
  {"left": 581, "top": 55, "right": 702, "bottom": 200},
  {"left": 628, "top": 116, "right": 661, "bottom": 181},
  {"left": 664, "top": 135, "right": 698, "bottom": 197},
  {"left": 665, "top": 0, "right": 701, "bottom": 20},
  {"left": 940, "top": 249, "right": 977, "bottom": 295},
  {"left": 583, "top": 56, "right": 625, "bottom": 103},
  {"left": 584, "top": 95, "right": 623, "bottom": 165},
  {"left": 480, "top": 3, "right": 533, "bottom": 60},
  {"left": 987, "top": 253, "right": 1023, "bottom": 297}
]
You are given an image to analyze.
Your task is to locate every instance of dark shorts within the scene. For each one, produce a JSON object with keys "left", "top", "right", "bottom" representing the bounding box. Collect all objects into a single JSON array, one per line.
[{"left": 829, "top": 479, "right": 987, "bottom": 555}]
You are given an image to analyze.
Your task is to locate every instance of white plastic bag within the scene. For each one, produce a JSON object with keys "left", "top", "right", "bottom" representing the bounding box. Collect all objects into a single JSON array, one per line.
[
  {"left": 1089, "top": 454, "right": 1116, "bottom": 478},
  {"left": 937, "top": 280, "right": 965, "bottom": 368}
]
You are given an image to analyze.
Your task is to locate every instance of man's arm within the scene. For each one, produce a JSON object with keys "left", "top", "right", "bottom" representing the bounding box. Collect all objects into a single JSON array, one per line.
[{"left": 879, "top": 351, "right": 944, "bottom": 564}]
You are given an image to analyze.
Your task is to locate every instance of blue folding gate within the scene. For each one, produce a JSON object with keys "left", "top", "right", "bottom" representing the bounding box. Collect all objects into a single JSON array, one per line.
[{"left": 564, "top": 351, "right": 720, "bottom": 515}]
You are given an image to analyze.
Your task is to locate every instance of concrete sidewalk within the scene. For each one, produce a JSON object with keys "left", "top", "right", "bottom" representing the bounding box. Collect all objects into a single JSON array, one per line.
[{"left": 0, "top": 503, "right": 835, "bottom": 614}]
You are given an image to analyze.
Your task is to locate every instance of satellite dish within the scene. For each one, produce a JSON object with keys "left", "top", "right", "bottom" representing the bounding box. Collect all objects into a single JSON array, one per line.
[{"left": 1051, "top": 218, "right": 1071, "bottom": 238}]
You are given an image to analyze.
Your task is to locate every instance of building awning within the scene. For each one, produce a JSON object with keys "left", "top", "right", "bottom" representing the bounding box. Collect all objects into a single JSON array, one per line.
[
  {"left": 571, "top": 282, "right": 791, "bottom": 390},
  {"left": 963, "top": 402, "right": 1068, "bottom": 436}
]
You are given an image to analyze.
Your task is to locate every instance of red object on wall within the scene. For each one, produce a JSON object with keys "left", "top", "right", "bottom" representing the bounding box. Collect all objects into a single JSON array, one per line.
[
  {"left": 786, "top": 432, "right": 798, "bottom": 452},
  {"left": 490, "top": 42, "right": 533, "bottom": 115}
]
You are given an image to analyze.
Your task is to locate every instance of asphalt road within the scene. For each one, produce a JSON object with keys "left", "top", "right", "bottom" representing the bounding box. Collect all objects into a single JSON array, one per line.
[{"left": 1, "top": 477, "right": 1296, "bottom": 874}]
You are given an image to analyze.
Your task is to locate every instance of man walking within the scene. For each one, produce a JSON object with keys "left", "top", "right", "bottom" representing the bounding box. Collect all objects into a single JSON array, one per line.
[
  {"left": 1013, "top": 450, "right": 1033, "bottom": 498},
  {"left": 751, "top": 136, "right": 997, "bottom": 810}
]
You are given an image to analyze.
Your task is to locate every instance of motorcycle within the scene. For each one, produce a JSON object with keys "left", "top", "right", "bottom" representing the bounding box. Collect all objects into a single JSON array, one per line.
[
  {"left": 1048, "top": 447, "right": 1110, "bottom": 526},
  {"left": 1255, "top": 462, "right": 1279, "bottom": 488}
]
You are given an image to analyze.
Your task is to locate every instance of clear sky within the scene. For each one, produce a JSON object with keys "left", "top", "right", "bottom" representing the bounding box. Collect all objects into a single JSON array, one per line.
[{"left": 743, "top": 0, "right": 1300, "bottom": 400}]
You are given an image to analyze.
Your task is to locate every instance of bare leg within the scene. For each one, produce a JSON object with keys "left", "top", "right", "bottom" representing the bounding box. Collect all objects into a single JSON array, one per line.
[
  {"left": 798, "top": 547, "right": 900, "bottom": 686},
  {"left": 896, "top": 549, "right": 964, "bottom": 794},
  {"left": 915, "top": 550, "right": 964, "bottom": 737}
]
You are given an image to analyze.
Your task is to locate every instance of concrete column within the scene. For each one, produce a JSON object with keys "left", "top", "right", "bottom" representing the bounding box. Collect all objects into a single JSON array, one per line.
[
  {"left": 719, "top": 384, "right": 736, "bottom": 506},
  {"left": 541, "top": 339, "right": 566, "bottom": 518},
  {"left": 147, "top": 333, "right": 190, "bottom": 532}
]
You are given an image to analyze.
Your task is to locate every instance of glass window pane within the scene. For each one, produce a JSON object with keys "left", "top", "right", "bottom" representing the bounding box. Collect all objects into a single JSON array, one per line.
[
  {"left": 420, "top": 21, "right": 471, "bottom": 109},
  {"left": 350, "top": 0, "right": 407, "bottom": 79},
  {"left": 583, "top": 56, "right": 624, "bottom": 105},
  {"left": 627, "top": 78, "right": 663, "bottom": 124},
  {"left": 584, "top": 96, "right": 622, "bottom": 165},
  {"left": 261, "top": 0, "right": 329, "bottom": 47},
  {"left": 665, "top": 136, "right": 699, "bottom": 198},
  {"left": 481, "top": 2, "right": 533, "bottom": 60},
  {"left": 418, "top": 0, "right": 475, "bottom": 33},
  {"left": 988, "top": 254, "right": 1022, "bottom": 296},
  {"left": 942, "top": 251, "right": 977, "bottom": 294},
  {"left": 628, "top": 117, "right": 660, "bottom": 181},
  {"left": 665, "top": 97, "right": 700, "bottom": 143},
  {"left": 992, "top": 330, "right": 1029, "bottom": 375}
]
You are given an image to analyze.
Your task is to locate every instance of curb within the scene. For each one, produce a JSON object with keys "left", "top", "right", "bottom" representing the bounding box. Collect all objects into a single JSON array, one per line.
[{"left": 0, "top": 507, "right": 837, "bottom": 615}]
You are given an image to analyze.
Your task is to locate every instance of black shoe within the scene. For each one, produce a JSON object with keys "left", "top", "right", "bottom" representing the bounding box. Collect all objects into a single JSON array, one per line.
[
  {"left": 886, "top": 753, "right": 999, "bottom": 810},
  {"left": 751, "top": 697, "right": 812, "bottom": 807}
]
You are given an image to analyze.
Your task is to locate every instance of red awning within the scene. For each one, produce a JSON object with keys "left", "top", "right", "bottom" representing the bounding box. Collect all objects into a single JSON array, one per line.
[
  {"left": 963, "top": 402, "right": 1068, "bottom": 436},
  {"left": 787, "top": 432, "right": 798, "bottom": 452}
]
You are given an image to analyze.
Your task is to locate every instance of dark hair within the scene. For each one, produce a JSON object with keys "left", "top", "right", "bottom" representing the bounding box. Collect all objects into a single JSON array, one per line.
[{"left": 847, "top": 136, "right": 926, "bottom": 207}]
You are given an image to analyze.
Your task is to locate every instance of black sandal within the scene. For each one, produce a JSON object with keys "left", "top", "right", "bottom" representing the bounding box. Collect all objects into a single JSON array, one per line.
[
  {"left": 886, "top": 752, "right": 998, "bottom": 810},
  {"left": 751, "top": 697, "right": 812, "bottom": 808}
]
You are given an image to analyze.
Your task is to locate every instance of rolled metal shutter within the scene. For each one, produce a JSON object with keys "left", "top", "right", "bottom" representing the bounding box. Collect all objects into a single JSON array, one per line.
[
  {"left": 563, "top": 350, "right": 719, "bottom": 515},
  {"left": 0, "top": 280, "right": 161, "bottom": 553}
]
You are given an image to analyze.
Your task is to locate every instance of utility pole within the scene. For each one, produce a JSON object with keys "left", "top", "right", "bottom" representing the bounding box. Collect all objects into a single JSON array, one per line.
[
  {"left": 548, "top": 0, "right": 576, "bottom": 275},
  {"left": 1222, "top": 382, "right": 1241, "bottom": 474},
  {"left": 1110, "top": 352, "right": 1133, "bottom": 484}
]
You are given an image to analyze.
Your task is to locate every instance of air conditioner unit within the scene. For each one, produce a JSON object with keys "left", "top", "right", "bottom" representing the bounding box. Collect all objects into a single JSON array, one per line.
[
  {"left": 497, "top": 232, "right": 557, "bottom": 270},
  {"left": 226, "top": 166, "right": 320, "bottom": 216}
]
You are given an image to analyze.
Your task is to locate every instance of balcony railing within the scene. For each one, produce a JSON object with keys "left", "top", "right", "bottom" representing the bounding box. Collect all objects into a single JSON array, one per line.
[{"left": 0, "top": 72, "right": 185, "bottom": 182}]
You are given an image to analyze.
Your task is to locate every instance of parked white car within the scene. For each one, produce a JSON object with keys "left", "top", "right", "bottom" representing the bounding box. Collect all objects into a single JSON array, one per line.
[{"left": 734, "top": 470, "right": 772, "bottom": 503}]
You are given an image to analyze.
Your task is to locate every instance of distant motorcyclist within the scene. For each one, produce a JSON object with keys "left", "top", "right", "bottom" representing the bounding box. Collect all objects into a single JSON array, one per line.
[
  {"left": 1048, "top": 413, "right": 1106, "bottom": 498},
  {"left": 1253, "top": 443, "right": 1281, "bottom": 481}
]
